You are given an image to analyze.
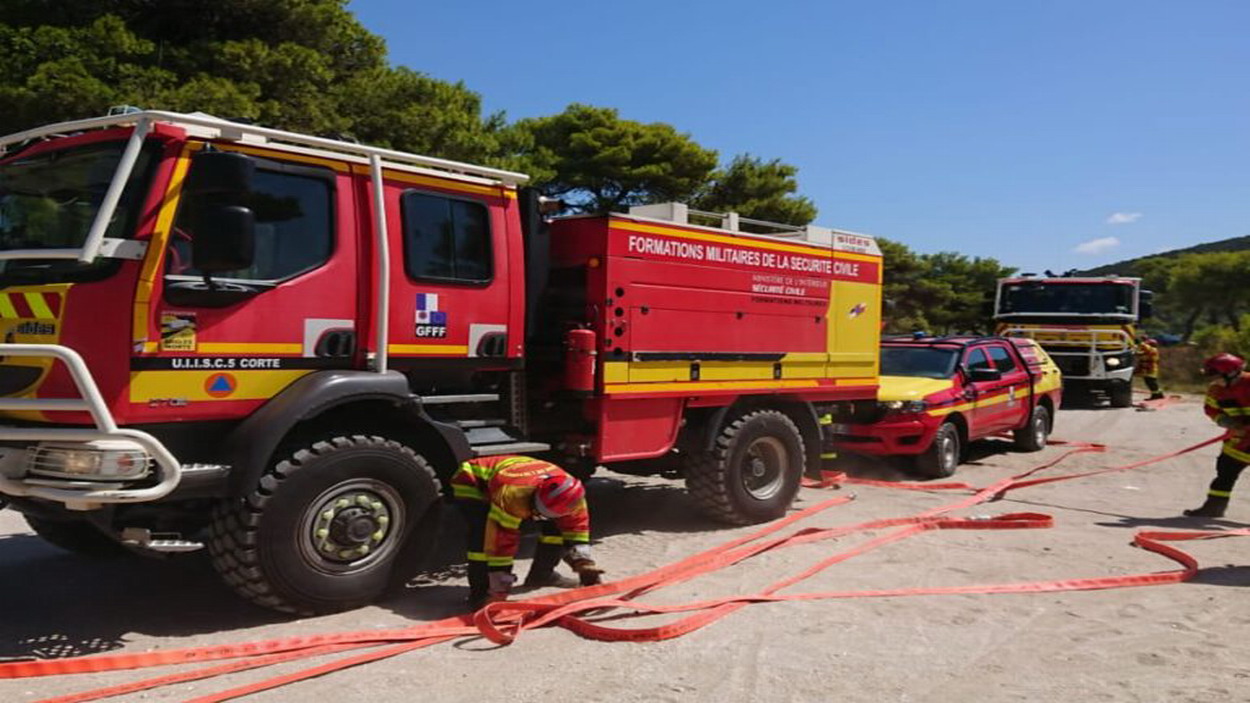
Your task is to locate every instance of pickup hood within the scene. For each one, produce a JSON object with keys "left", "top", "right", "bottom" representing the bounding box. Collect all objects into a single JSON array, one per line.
[{"left": 878, "top": 376, "right": 954, "bottom": 402}]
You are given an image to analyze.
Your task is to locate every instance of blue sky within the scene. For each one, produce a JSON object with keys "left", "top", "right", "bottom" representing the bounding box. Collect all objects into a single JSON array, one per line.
[{"left": 350, "top": 0, "right": 1250, "bottom": 273}]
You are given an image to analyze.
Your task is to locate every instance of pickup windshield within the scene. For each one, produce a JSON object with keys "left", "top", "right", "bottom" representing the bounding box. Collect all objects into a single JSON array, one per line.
[
  {"left": 997, "top": 282, "right": 1135, "bottom": 316},
  {"left": 0, "top": 141, "right": 156, "bottom": 284},
  {"left": 880, "top": 346, "right": 959, "bottom": 379}
]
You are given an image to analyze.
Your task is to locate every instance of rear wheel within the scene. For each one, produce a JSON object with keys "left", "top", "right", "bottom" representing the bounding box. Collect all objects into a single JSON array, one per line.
[
  {"left": 25, "top": 517, "right": 127, "bottom": 558},
  {"left": 914, "top": 421, "right": 960, "bottom": 478},
  {"left": 1013, "top": 405, "right": 1050, "bottom": 452},
  {"left": 208, "top": 435, "right": 441, "bottom": 615},
  {"left": 685, "top": 409, "right": 806, "bottom": 525}
]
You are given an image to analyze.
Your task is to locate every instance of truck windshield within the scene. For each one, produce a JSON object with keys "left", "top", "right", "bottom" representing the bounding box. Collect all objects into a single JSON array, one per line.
[
  {"left": 997, "top": 282, "right": 1135, "bottom": 316},
  {"left": 0, "top": 141, "right": 156, "bottom": 283},
  {"left": 880, "top": 346, "right": 959, "bottom": 379}
]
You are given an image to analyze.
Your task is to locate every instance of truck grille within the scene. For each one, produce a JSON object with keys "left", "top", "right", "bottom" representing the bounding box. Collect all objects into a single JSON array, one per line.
[{"left": 1050, "top": 355, "right": 1090, "bottom": 377}]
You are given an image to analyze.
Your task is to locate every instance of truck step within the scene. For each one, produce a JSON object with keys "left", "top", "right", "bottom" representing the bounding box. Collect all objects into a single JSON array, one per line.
[
  {"left": 418, "top": 393, "right": 500, "bottom": 405},
  {"left": 471, "top": 442, "right": 552, "bottom": 457},
  {"left": 144, "top": 540, "right": 205, "bottom": 553},
  {"left": 453, "top": 419, "right": 509, "bottom": 429}
]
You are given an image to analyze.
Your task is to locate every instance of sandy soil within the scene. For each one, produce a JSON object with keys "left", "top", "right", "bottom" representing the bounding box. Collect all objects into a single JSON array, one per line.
[{"left": 1, "top": 394, "right": 1247, "bottom": 702}]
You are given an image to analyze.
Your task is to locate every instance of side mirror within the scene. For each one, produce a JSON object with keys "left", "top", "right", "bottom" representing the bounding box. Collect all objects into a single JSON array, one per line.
[
  {"left": 969, "top": 367, "right": 1002, "bottom": 382},
  {"left": 1139, "top": 290, "right": 1154, "bottom": 319},
  {"left": 184, "top": 150, "right": 255, "bottom": 195},
  {"left": 187, "top": 204, "right": 255, "bottom": 273}
]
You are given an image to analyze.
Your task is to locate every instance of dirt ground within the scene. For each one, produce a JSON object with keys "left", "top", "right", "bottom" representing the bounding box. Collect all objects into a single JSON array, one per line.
[{"left": 1, "top": 393, "right": 1247, "bottom": 703}]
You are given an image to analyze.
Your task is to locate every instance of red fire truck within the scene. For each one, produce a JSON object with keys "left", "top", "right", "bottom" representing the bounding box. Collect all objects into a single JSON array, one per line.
[{"left": 0, "top": 111, "right": 883, "bottom": 613}]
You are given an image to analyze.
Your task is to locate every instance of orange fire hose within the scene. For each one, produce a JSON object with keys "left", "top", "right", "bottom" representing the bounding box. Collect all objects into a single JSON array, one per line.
[{"left": 4, "top": 433, "right": 1245, "bottom": 703}]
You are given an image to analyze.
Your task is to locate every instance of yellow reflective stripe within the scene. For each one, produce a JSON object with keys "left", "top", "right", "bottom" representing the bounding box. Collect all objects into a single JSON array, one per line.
[
  {"left": 487, "top": 556, "right": 515, "bottom": 567},
  {"left": 1222, "top": 444, "right": 1250, "bottom": 463},
  {"left": 1222, "top": 407, "right": 1250, "bottom": 416},
  {"left": 1208, "top": 489, "right": 1233, "bottom": 498},
  {"left": 539, "top": 535, "right": 565, "bottom": 545},
  {"left": 561, "top": 531, "right": 590, "bottom": 542},
  {"left": 1206, "top": 396, "right": 1222, "bottom": 409},
  {"left": 467, "top": 551, "right": 487, "bottom": 562},
  {"left": 452, "top": 485, "right": 486, "bottom": 500},
  {"left": 818, "top": 414, "right": 832, "bottom": 425},
  {"left": 820, "top": 452, "right": 838, "bottom": 459},
  {"left": 23, "top": 292, "right": 53, "bottom": 319},
  {"left": 488, "top": 504, "right": 522, "bottom": 529}
]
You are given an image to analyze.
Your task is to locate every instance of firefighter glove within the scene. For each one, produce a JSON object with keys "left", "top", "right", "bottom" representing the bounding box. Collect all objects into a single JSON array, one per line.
[{"left": 569, "top": 559, "right": 604, "bottom": 586}]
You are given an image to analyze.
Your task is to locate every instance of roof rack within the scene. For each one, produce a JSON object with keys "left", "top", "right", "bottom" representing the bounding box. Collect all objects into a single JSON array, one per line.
[
  {"left": 0, "top": 109, "right": 529, "bottom": 186},
  {"left": 627, "top": 202, "right": 881, "bottom": 255}
]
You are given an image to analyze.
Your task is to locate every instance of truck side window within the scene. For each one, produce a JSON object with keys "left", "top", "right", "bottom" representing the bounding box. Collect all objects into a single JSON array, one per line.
[
  {"left": 401, "top": 191, "right": 491, "bottom": 283},
  {"left": 965, "top": 348, "right": 992, "bottom": 372},
  {"left": 987, "top": 345, "right": 1018, "bottom": 373},
  {"left": 170, "top": 164, "right": 333, "bottom": 281}
]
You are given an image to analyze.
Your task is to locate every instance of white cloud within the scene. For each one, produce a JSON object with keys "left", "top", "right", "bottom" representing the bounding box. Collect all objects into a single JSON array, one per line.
[
  {"left": 1106, "top": 212, "right": 1142, "bottom": 225},
  {"left": 1074, "top": 236, "right": 1121, "bottom": 255}
]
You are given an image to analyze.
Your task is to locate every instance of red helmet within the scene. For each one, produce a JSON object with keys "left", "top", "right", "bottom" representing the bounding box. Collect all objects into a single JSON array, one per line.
[
  {"left": 534, "top": 472, "right": 585, "bottom": 518},
  {"left": 1202, "top": 353, "right": 1245, "bottom": 377},
  {"left": 1144, "top": 338, "right": 1158, "bottom": 346}
]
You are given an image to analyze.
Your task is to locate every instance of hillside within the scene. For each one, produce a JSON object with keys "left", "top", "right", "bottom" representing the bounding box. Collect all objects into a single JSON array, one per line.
[{"left": 1078, "top": 234, "right": 1250, "bottom": 276}]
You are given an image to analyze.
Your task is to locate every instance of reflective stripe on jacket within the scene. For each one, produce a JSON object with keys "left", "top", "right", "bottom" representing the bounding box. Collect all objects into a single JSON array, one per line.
[{"left": 451, "top": 456, "right": 591, "bottom": 568}]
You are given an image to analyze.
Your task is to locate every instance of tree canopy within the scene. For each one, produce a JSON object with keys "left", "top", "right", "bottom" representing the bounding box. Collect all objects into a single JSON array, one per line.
[{"left": 0, "top": 0, "right": 1024, "bottom": 341}]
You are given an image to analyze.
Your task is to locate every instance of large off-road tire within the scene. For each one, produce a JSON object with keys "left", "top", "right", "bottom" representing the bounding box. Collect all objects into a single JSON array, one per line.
[
  {"left": 1109, "top": 381, "right": 1133, "bottom": 408},
  {"left": 914, "top": 421, "right": 961, "bottom": 478},
  {"left": 208, "top": 435, "right": 441, "bottom": 615},
  {"left": 1013, "top": 404, "right": 1050, "bottom": 452},
  {"left": 25, "top": 516, "right": 127, "bottom": 557},
  {"left": 685, "top": 409, "right": 806, "bottom": 525}
]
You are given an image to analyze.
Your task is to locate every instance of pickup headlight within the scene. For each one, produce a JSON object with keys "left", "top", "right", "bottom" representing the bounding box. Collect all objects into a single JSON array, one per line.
[
  {"left": 26, "top": 440, "right": 152, "bottom": 481},
  {"left": 877, "top": 400, "right": 928, "bottom": 415},
  {"left": 1105, "top": 356, "right": 1121, "bottom": 368}
]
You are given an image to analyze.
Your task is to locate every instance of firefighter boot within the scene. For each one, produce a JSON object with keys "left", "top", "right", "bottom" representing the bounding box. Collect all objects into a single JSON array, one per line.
[
  {"left": 1183, "top": 496, "right": 1229, "bottom": 518},
  {"left": 523, "top": 541, "right": 578, "bottom": 588},
  {"left": 467, "top": 561, "right": 490, "bottom": 610}
]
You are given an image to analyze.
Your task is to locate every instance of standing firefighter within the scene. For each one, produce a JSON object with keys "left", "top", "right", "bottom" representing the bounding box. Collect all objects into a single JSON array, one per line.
[
  {"left": 1185, "top": 353, "right": 1250, "bottom": 518},
  {"left": 451, "top": 456, "right": 604, "bottom": 609},
  {"left": 1136, "top": 337, "right": 1164, "bottom": 401}
]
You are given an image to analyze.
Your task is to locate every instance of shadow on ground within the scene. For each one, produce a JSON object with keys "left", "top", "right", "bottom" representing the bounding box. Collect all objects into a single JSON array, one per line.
[{"left": 0, "top": 474, "right": 717, "bottom": 660}]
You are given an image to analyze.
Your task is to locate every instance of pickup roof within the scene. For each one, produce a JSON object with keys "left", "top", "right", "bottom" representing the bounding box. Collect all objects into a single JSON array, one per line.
[{"left": 830, "top": 335, "right": 1063, "bottom": 477}]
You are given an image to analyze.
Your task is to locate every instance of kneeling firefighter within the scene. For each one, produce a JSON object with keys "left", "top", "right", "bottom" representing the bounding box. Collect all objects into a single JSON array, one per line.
[
  {"left": 1186, "top": 353, "right": 1250, "bottom": 518},
  {"left": 451, "top": 455, "right": 604, "bottom": 610}
]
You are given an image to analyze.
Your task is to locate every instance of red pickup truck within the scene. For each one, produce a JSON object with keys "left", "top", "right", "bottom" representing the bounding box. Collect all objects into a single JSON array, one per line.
[{"left": 830, "top": 335, "right": 1064, "bottom": 477}]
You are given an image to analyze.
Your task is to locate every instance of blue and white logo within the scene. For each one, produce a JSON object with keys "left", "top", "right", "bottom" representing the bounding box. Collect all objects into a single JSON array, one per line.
[{"left": 415, "top": 293, "right": 448, "bottom": 338}]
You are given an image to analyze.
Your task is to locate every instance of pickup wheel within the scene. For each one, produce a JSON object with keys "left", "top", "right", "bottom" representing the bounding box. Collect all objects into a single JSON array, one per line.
[
  {"left": 25, "top": 517, "right": 127, "bottom": 558},
  {"left": 685, "top": 409, "right": 806, "bottom": 525},
  {"left": 914, "top": 421, "right": 960, "bottom": 478},
  {"left": 1013, "top": 405, "right": 1050, "bottom": 452},
  {"left": 1109, "top": 381, "right": 1133, "bottom": 408},
  {"left": 208, "top": 435, "right": 440, "bottom": 615}
]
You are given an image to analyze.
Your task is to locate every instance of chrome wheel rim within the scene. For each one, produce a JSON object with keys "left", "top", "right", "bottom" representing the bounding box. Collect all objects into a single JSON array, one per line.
[{"left": 742, "top": 436, "right": 787, "bottom": 500}]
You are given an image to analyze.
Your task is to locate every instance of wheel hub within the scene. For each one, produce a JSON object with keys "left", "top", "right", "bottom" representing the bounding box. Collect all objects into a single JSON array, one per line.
[{"left": 311, "top": 491, "right": 392, "bottom": 563}]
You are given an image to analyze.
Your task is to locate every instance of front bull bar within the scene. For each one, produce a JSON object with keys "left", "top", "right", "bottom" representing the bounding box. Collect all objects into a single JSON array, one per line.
[{"left": 0, "top": 344, "right": 180, "bottom": 510}]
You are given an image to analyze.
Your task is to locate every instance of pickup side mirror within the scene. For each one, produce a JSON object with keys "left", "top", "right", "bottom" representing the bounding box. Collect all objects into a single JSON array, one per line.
[{"left": 969, "top": 367, "right": 1002, "bottom": 382}]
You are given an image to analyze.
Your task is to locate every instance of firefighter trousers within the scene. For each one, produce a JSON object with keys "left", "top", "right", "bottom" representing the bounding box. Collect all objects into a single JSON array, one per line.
[
  {"left": 455, "top": 500, "right": 564, "bottom": 602},
  {"left": 1208, "top": 452, "right": 1248, "bottom": 496}
]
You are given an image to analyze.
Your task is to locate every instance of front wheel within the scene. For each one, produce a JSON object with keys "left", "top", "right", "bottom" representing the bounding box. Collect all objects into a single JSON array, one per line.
[
  {"left": 1013, "top": 405, "right": 1050, "bottom": 452},
  {"left": 685, "top": 409, "right": 806, "bottom": 525},
  {"left": 914, "top": 421, "right": 961, "bottom": 478},
  {"left": 208, "top": 435, "right": 441, "bottom": 615},
  {"left": 1109, "top": 381, "right": 1133, "bottom": 408}
]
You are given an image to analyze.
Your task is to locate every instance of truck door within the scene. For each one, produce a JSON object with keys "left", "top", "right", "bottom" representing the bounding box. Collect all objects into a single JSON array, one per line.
[
  {"left": 140, "top": 151, "right": 359, "bottom": 419},
  {"left": 382, "top": 184, "right": 515, "bottom": 384},
  {"left": 984, "top": 343, "right": 1032, "bottom": 432}
]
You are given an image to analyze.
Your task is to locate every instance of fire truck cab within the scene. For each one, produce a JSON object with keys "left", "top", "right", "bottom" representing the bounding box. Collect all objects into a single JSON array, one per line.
[{"left": 0, "top": 111, "right": 883, "bottom": 613}]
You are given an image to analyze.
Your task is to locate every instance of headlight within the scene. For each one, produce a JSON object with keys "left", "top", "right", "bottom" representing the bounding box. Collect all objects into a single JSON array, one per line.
[
  {"left": 26, "top": 440, "right": 152, "bottom": 481},
  {"left": 877, "top": 400, "right": 928, "bottom": 415},
  {"left": 1105, "top": 357, "right": 1121, "bottom": 368}
]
